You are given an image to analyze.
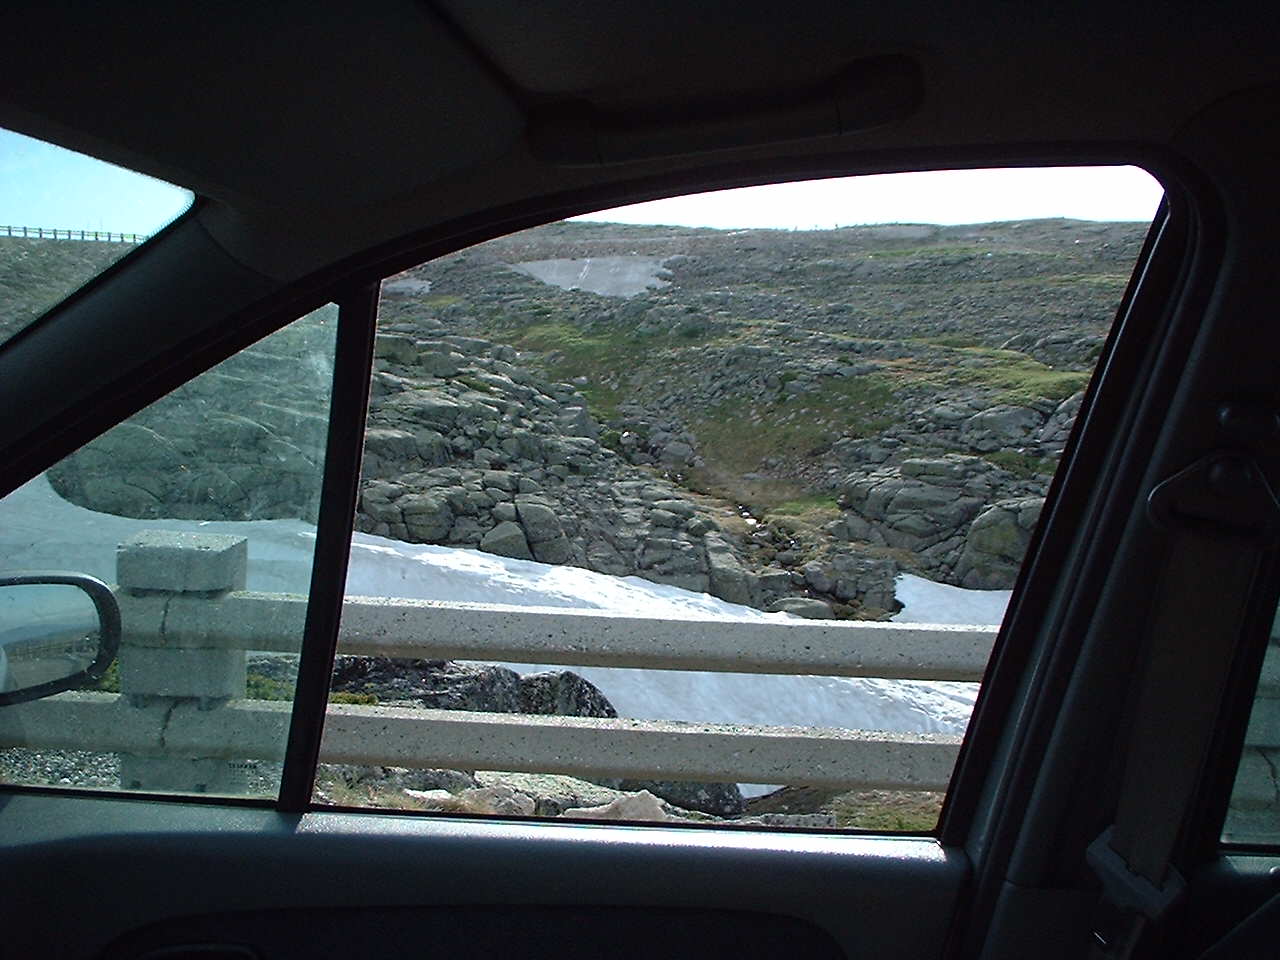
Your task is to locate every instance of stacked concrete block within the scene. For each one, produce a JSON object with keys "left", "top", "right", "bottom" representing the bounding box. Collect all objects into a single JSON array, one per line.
[{"left": 115, "top": 531, "right": 250, "bottom": 794}]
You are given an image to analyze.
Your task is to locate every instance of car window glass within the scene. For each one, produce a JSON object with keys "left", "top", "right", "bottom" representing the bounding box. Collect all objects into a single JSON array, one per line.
[
  {"left": 0, "top": 126, "right": 193, "bottom": 350},
  {"left": 308, "top": 167, "right": 1163, "bottom": 831},
  {"left": 0, "top": 305, "right": 337, "bottom": 798},
  {"left": 1223, "top": 602, "right": 1280, "bottom": 845}
]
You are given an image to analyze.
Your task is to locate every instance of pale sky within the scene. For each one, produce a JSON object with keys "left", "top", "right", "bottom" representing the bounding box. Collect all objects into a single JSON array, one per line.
[
  {"left": 574, "top": 166, "right": 1164, "bottom": 230},
  {"left": 0, "top": 130, "right": 191, "bottom": 235},
  {"left": 0, "top": 124, "right": 1162, "bottom": 235}
]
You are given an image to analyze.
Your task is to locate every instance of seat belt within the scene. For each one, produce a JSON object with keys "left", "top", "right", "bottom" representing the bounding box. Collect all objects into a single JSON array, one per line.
[{"left": 1087, "top": 453, "right": 1280, "bottom": 958}]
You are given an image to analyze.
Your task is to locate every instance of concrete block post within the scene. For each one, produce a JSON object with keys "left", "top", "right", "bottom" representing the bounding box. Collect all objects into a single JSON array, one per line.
[{"left": 116, "top": 531, "right": 249, "bottom": 794}]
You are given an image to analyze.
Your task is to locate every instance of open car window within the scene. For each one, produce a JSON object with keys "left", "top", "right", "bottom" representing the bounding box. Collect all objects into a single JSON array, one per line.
[
  {"left": 0, "top": 127, "right": 193, "bottom": 351},
  {"left": 0, "top": 165, "right": 1164, "bottom": 829},
  {"left": 313, "top": 166, "right": 1164, "bottom": 830}
]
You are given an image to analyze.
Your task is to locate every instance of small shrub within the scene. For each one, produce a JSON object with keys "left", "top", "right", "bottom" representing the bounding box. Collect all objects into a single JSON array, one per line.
[
  {"left": 983, "top": 450, "right": 1057, "bottom": 479},
  {"left": 329, "top": 691, "right": 378, "bottom": 705},
  {"left": 246, "top": 672, "right": 291, "bottom": 701},
  {"left": 87, "top": 658, "right": 120, "bottom": 693}
]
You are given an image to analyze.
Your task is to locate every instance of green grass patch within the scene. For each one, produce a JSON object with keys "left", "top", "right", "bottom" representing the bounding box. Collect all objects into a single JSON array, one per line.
[
  {"left": 915, "top": 333, "right": 986, "bottom": 348},
  {"left": 508, "top": 319, "right": 728, "bottom": 421},
  {"left": 948, "top": 347, "right": 1090, "bottom": 403},
  {"left": 771, "top": 494, "right": 840, "bottom": 515},
  {"left": 829, "top": 790, "right": 943, "bottom": 831},
  {"left": 87, "top": 659, "right": 120, "bottom": 693},
  {"left": 506, "top": 321, "right": 640, "bottom": 419},
  {"left": 748, "top": 785, "right": 942, "bottom": 831},
  {"left": 329, "top": 691, "right": 379, "bottom": 705},
  {"left": 864, "top": 244, "right": 990, "bottom": 259},
  {"left": 768, "top": 495, "right": 841, "bottom": 524},
  {"left": 420, "top": 294, "right": 462, "bottom": 309},
  {"left": 86, "top": 664, "right": 377, "bottom": 704},
  {"left": 688, "top": 375, "right": 895, "bottom": 512},
  {"left": 983, "top": 450, "right": 1058, "bottom": 479},
  {"left": 694, "top": 375, "right": 895, "bottom": 471},
  {"left": 247, "top": 672, "right": 292, "bottom": 701},
  {"left": 246, "top": 672, "right": 379, "bottom": 704}
]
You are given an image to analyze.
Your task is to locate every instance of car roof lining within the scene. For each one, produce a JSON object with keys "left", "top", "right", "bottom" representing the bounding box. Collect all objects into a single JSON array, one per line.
[{"left": 2, "top": 2, "right": 1275, "bottom": 222}]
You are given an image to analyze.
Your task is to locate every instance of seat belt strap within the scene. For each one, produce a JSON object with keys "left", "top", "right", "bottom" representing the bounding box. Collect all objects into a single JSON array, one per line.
[{"left": 1088, "top": 453, "right": 1280, "bottom": 958}]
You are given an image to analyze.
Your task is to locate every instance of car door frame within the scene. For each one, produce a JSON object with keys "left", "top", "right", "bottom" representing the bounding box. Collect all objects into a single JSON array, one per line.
[{"left": 0, "top": 128, "right": 1260, "bottom": 960}]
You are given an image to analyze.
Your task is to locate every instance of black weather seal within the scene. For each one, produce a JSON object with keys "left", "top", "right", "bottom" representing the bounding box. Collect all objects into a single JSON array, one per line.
[{"left": 277, "top": 282, "right": 379, "bottom": 812}]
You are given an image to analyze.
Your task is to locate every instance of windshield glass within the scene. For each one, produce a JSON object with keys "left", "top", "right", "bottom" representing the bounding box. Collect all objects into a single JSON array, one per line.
[{"left": 0, "top": 127, "right": 193, "bottom": 348}]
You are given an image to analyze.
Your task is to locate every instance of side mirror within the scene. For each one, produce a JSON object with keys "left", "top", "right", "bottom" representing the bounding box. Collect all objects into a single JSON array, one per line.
[{"left": 0, "top": 573, "right": 121, "bottom": 706}]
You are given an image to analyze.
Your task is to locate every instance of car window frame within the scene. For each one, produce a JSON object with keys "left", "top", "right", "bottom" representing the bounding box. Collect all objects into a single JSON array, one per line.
[
  {"left": 0, "top": 151, "right": 1176, "bottom": 832},
  {"left": 11, "top": 146, "right": 1257, "bottom": 960}
]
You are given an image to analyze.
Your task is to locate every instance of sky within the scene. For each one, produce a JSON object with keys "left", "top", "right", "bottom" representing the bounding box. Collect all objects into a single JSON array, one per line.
[
  {"left": 574, "top": 166, "right": 1164, "bottom": 230},
  {"left": 0, "top": 130, "right": 191, "bottom": 235},
  {"left": 0, "top": 124, "right": 1162, "bottom": 235}
]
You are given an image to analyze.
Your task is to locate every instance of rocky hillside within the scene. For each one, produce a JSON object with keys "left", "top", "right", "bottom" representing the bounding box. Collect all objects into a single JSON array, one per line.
[
  {"left": 24, "top": 217, "right": 1148, "bottom": 616},
  {"left": 373, "top": 217, "right": 1144, "bottom": 602},
  {"left": 0, "top": 235, "right": 135, "bottom": 343}
]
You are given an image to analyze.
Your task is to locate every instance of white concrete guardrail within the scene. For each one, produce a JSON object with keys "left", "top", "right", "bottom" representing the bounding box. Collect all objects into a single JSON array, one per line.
[{"left": 0, "top": 531, "right": 997, "bottom": 795}]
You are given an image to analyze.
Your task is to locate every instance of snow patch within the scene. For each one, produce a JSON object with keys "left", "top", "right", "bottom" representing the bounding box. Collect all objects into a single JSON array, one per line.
[
  {"left": 510, "top": 256, "right": 671, "bottom": 298},
  {"left": 892, "top": 573, "right": 1010, "bottom": 626}
]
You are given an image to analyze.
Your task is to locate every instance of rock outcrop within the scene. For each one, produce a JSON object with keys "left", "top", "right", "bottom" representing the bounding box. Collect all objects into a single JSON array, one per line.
[{"left": 41, "top": 218, "right": 1140, "bottom": 600}]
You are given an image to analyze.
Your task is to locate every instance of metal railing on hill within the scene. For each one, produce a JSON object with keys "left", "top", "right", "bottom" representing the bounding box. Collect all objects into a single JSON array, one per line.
[
  {"left": 0, "top": 532, "right": 998, "bottom": 796},
  {"left": 0, "top": 225, "right": 147, "bottom": 243}
]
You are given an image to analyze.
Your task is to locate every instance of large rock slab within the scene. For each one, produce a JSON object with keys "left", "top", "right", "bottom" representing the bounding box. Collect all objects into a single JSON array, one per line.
[
  {"left": 480, "top": 520, "right": 534, "bottom": 559},
  {"left": 954, "top": 496, "right": 1044, "bottom": 588}
]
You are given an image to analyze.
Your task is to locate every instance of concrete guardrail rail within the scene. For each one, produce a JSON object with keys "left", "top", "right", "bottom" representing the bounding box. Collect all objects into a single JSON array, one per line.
[{"left": 0, "top": 531, "right": 996, "bottom": 795}]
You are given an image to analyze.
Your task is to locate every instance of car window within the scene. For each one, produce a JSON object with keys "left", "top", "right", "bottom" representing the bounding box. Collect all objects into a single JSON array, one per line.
[
  {"left": 0, "top": 126, "right": 193, "bottom": 350},
  {"left": 0, "top": 305, "right": 337, "bottom": 797},
  {"left": 1222, "top": 601, "right": 1280, "bottom": 845},
  {"left": 313, "top": 167, "right": 1164, "bottom": 830}
]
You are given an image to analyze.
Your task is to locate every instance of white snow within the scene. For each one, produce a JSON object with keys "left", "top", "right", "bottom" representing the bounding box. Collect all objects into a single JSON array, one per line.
[
  {"left": 892, "top": 573, "right": 1010, "bottom": 626},
  {"left": 1, "top": 475, "right": 1010, "bottom": 790},
  {"left": 509, "top": 257, "right": 671, "bottom": 298}
]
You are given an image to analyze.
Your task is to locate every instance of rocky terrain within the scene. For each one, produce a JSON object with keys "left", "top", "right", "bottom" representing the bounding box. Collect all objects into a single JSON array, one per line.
[
  {"left": 367, "top": 216, "right": 1142, "bottom": 602},
  {"left": 255, "top": 653, "right": 753, "bottom": 819},
  {"left": 24, "top": 216, "right": 1146, "bottom": 615},
  {"left": 0, "top": 234, "right": 134, "bottom": 343}
]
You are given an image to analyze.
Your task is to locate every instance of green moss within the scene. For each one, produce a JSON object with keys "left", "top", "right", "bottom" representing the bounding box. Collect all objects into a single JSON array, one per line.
[
  {"left": 329, "top": 691, "right": 379, "bottom": 705},
  {"left": 505, "top": 322, "right": 638, "bottom": 419},
  {"left": 948, "top": 347, "right": 1090, "bottom": 403},
  {"left": 87, "top": 658, "right": 120, "bottom": 693},
  {"left": 865, "top": 244, "right": 992, "bottom": 259},
  {"left": 983, "top": 450, "right": 1057, "bottom": 479},
  {"left": 693, "top": 374, "right": 895, "bottom": 476},
  {"left": 916, "top": 333, "right": 986, "bottom": 348},
  {"left": 246, "top": 673, "right": 378, "bottom": 704},
  {"left": 420, "top": 294, "right": 462, "bottom": 309},
  {"left": 770, "top": 495, "right": 840, "bottom": 520},
  {"left": 246, "top": 672, "right": 292, "bottom": 701},
  {"left": 687, "top": 376, "right": 894, "bottom": 512}
]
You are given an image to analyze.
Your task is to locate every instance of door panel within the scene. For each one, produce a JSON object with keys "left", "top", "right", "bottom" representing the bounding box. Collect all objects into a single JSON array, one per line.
[{"left": 0, "top": 792, "right": 966, "bottom": 960}]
